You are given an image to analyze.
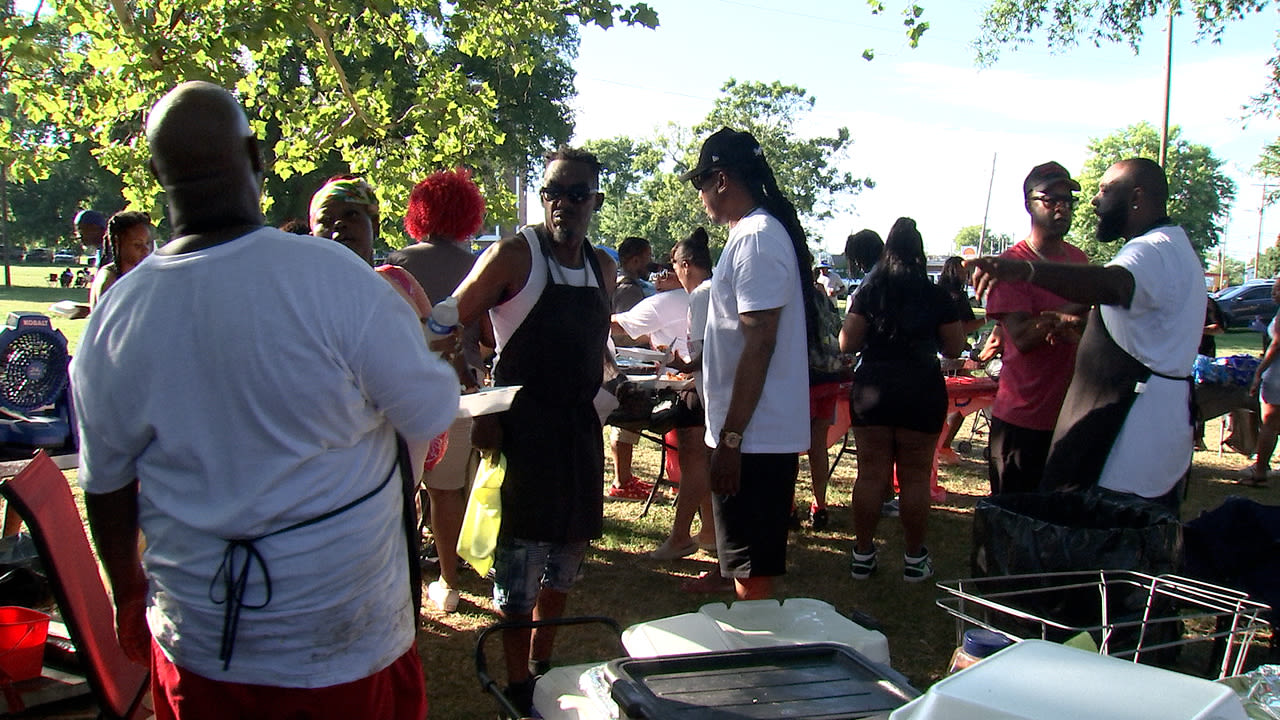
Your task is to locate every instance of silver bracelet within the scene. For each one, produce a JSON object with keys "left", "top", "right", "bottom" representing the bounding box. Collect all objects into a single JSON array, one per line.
[{"left": 1025, "top": 260, "right": 1036, "bottom": 283}]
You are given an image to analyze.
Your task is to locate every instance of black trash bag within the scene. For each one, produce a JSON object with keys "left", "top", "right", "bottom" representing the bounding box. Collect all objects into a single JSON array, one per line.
[
  {"left": 972, "top": 490, "right": 1182, "bottom": 578},
  {"left": 972, "top": 490, "right": 1183, "bottom": 663},
  {"left": 0, "top": 532, "right": 52, "bottom": 609}
]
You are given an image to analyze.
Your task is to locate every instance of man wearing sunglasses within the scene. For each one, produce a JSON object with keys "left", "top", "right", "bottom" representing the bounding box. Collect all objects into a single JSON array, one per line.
[
  {"left": 970, "top": 158, "right": 1204, "bottom": 511},
  {"left": 982, "top": 162, "right": 1090, "bottom": 495},
  {"left": 680, "top": 128, "right": 810, "bottom": 602},
  {"left": 453, "top": 146, "right": 615, "bottom": 715}
]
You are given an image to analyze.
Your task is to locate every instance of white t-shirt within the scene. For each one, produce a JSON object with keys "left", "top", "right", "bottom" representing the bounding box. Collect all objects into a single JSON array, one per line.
[
  {"left": 818, "top": 271, "right": 845, "bottom": 297},
  {"left": 612, "top": 287, "right": 690, "bottom": 359},
  {"left": 72, "top": 227, "right": 459, "bottom": 687},
  {"left": 1096, "top": 225, "right": 1205, "bottom": 497},
  {"left": 687, "top": 279, "right": 712, "bottom": 402},
  {"left": 703, "top": 209, "right": 808, "bottom": 453}
]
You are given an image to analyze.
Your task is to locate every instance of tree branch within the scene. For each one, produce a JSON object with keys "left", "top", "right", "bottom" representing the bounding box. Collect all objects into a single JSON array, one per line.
[
  {"left": 305, "top": 16, "right": 382, "bottom": 134},
  {"left": 106, "top": 0, "right": 165, "bottom": 70}
]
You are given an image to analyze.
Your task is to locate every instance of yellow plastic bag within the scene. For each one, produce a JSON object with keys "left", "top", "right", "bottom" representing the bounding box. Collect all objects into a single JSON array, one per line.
[{"left": 457, "top": 451, "right": 505, "bottom": 577}]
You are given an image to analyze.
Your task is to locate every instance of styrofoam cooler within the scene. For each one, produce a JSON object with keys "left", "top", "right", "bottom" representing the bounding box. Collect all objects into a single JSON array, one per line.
[{"left": 889, "top": 640, "right": 1248, "bottom": 720}]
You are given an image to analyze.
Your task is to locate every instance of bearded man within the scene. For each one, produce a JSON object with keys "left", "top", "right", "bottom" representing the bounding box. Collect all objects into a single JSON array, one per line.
[{"left": 969, "top": 158, "right": 1204, "bottom": 511}]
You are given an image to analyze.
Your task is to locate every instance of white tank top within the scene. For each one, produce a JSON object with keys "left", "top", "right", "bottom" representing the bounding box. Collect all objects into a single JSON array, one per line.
[{"left": 490, "top": 227, "right": 600, "bottom": 351}]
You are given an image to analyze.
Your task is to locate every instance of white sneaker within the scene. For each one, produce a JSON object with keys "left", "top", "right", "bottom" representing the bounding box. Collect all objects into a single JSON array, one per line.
[{"left": 427, "top": 580, "right": 459, "bottom": 612}]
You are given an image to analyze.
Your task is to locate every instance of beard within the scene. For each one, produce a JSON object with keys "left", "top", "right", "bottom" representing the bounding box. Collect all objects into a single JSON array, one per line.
[
  {"left": 551, "top": 223, "right": 578, "bottom": 246},
  {"left": 1094, "top": 202, "right": 1128, "bottom": 243}
]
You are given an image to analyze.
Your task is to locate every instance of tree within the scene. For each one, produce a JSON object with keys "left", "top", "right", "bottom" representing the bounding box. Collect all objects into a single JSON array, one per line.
[
  {"left": 1260, "top": 245, "right": 1280, "bottom": 278},
  {"left": 1209, "top": 254, "right": 1248, "bottom": 287},
  {"left": 952, "top": 223, "right": 1014, "bottom": 256},
  {"left": 974, "top": 1, "right": 1272, "bottom": 68},
  {"left": 2, "top": 1, "right": 658, "bottom": 243},
  {"left": 586, "top": 80, "right": 872, "bottom": 260},
  {"left": 1066, "top": 122, "right": 1235, "bottom": 264}
]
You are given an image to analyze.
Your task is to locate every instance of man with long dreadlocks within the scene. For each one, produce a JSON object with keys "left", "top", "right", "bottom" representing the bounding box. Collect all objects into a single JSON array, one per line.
[{"left": 680, "top": 128, "right": 810, "bottom": 601}]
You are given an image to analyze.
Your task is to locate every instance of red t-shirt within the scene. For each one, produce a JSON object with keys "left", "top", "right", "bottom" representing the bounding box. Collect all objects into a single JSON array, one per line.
[{"left": 986, "top": 240, "right": 1090, "bottom": 430}]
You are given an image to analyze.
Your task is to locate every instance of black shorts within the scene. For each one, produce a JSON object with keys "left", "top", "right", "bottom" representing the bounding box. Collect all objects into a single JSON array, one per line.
[{"left": 713, "top": 452, "right": 799, "bottom": 579}]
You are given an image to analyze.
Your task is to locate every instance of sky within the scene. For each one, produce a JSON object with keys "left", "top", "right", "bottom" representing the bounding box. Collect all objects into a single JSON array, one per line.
[{"left": 562, "top": 0, "right": 1280, "bottom": 263}]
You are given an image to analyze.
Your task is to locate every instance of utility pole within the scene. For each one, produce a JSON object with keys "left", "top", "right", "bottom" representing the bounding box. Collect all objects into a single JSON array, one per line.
[
  {"left": 1159, "top": 6, "right": 1174, "bottom": 166},
  {"left": 977, "top": 152, "right": 997, "bottom": 256},
  {"left": 1258, "top": 182, "right": 1271, "bottom": 278}
]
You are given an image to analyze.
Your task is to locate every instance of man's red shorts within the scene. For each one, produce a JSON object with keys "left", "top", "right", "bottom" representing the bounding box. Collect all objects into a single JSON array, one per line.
[{"left": 150, "top": 641, "right": 427, "bottom": 720}]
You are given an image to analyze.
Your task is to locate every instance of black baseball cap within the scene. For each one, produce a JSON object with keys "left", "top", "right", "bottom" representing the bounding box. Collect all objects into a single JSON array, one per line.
[
  {"left": 1023, "top": 161, "right": 1081, "bottom": 197},
  {"left": 678, "top": 127, "right": 765, "bottom": 182}
]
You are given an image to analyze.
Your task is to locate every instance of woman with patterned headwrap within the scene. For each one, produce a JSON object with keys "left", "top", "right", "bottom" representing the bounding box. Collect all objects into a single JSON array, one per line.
[
  {"left": 308, "top": 174, "right": 454, "bottom": 503},
  {"left": 310, "top": 175, "right": 382, "bottom": 267},
  {"left": 310, "top": 174, "right": 430, "bottom": 315}
]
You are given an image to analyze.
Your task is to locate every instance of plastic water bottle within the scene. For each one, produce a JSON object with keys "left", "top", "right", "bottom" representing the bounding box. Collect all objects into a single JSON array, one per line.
[{"left": 426, "top": 296, "right": 459, "bottom": 344}]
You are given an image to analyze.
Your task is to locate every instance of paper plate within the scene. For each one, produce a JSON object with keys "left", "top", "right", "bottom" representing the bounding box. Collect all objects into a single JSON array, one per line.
[{"left": 457, "top": 385, "right": 522, "bottom": 417}]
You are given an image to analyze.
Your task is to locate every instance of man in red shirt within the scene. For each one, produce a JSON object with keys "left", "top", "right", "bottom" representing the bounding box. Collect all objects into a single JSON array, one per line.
[{"left": 985, "top": 162, "right": 1090, "bottom": 493}]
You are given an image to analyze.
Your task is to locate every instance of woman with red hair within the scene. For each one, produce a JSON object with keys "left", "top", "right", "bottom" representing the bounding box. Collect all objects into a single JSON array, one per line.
[{"left": 389, "top": 168, "right": 487, "bottom": 613}]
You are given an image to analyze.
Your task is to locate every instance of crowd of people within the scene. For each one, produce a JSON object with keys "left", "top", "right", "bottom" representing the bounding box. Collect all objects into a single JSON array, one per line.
[{"left": 64, "top": 80, "right": 1220, "bottom": 718}]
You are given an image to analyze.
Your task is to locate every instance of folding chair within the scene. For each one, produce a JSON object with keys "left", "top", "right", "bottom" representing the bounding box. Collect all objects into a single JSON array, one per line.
[
  {"left": 0, "top": 452, "right": 150, "bottom": 719},
  {"left": 638, "top": 430, "right": 680, "bottom": 518},
  {"left": 825, "top": 389, "right": 855, "bottom": 482}
]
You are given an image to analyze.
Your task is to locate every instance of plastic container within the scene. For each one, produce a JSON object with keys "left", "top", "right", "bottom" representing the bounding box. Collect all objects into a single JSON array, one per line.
[
  {"left": 0, "top": 606, "right": 50, "bottom": 682},
  {"left": 608, "top": 643, "right": 917, "bottom": 719},
  {"left": 425, "top": 296, "right": 459, "bottom": 343},
  {"left": 621, "top": 598, "right": 891, "bottom": 666},
  {"left": 889, "top": 640, "right": 1249, "bottom": 720},
  {"left": 948, "top": 628, "right": 1013, "bottom": 673}
]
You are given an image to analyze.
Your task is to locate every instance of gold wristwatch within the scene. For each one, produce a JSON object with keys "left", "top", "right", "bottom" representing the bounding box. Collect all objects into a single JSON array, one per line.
[{"left": 720, "top": 430, "right": 743, "bottom": 449}]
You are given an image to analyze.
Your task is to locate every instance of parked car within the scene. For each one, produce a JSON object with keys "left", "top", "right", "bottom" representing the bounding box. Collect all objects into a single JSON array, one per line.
[
  {"left": 23, "top": 248, "right": 51, "bottom": 263},
  {"left": 1214, "top": 279, "right": 1276, "bottom": 329},
  {"left": 52, "top": 249, "right": 78, "bottom": 264}
]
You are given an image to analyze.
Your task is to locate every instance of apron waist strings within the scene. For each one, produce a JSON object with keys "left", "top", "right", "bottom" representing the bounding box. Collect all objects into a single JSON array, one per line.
[{"left": 208, "top": 462, "right": 397, "bottom": 670}]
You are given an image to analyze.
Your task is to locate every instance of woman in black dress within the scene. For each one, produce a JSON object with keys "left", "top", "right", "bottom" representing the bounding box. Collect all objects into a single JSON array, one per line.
[{"left": 840, "top": 218, "right": 966, "bottom": 582}]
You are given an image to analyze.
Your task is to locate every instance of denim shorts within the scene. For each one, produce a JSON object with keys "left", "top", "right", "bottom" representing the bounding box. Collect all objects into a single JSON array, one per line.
[{"left": 491, "top": 537, "right": 589, "bottom": 615}]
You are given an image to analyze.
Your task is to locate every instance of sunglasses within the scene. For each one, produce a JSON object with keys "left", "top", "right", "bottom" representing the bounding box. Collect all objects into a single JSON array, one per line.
[
  {"left": 694, "top": 169, "right": 727, "bottom": 192},
  {"left": 539, "top": 186, "right": 598, "bottom": 204},
  {"left": 1031, "top": 194, "right": 1076, "bottom": 208}
]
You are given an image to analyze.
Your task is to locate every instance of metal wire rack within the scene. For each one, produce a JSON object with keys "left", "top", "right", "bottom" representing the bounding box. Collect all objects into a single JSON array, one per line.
[{"left": 937, "top": 570, "right": 1271, "bottom": 679}]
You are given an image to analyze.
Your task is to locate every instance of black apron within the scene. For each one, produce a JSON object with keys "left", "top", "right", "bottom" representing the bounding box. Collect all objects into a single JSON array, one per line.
[
  {"left": 1041, "top": 306, "right": 1192, "bottom": 492},
  {"left": 492, "top": 228, "right": 609, "bottom": 543}
]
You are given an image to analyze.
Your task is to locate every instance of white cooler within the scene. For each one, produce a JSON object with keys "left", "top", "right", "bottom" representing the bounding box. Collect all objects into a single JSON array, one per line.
[{"left": 890, "top": 639, "right": 1248, "bottom": 720}]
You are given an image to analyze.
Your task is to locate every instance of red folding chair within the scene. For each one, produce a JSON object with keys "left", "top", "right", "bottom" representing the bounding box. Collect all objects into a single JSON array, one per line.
[
  {"left": 825, "top": 389, "right": 855, "bottom": 482},
  {"left": 0, "top": 452, "right": 150, "bottom": 719}
]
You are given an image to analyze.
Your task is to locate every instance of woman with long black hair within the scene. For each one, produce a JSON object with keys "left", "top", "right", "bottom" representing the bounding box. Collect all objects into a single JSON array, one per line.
[{"left": 841, "top": 218, "right": 965, "bottom": 582}]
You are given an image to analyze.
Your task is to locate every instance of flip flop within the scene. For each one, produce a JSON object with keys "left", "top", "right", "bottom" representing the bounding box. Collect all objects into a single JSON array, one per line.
[
  {"left": 1235, "top": 467, "right": 1269, "bottom": 487},
  {"left": 679, "top": 570, "right": 733, "bottom": 594},
  {"left": 648, "top": 539, "right": 699, "bottom": 561}
]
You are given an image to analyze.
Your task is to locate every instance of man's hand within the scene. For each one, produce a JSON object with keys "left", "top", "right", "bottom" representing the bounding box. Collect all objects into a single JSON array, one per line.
[
  {"left": 85, "top": 482, "right": 150, "bottom": 665},
  {"left": 115, "top": 585, "right": 151, "bottom": 664},
  {"left": 1034, "top": 311, "right": 1085, "bottom": 345},
  {"left": 965, "top": 257, "right": 1034, "bottom": 301},
  {"left": 709, "top": 445, "right": 742, "bottom": 496}
]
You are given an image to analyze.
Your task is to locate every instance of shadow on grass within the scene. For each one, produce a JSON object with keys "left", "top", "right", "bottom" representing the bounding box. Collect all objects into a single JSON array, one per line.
[{"left": 0, "top": 285, "right": 89, "bottom": 303}]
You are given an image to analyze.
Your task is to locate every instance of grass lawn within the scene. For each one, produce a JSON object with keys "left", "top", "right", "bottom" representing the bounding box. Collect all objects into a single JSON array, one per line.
[
  {"left": 10, "top": 271, "right": 1273, "bottom": 718},
  {"left": 0, "top": 264, "right": 91, "bottom": 352}
]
